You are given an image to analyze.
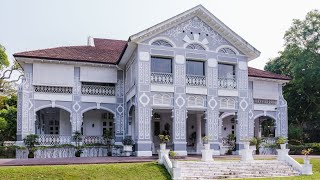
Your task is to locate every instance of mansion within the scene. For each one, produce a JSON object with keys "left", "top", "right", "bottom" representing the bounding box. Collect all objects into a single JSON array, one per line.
[{"left": 14, "top": 5, "right": 290, "bottom": 156}]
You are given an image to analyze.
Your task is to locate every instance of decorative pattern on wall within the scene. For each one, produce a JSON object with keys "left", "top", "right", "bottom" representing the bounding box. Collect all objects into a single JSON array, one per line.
[
  {"left": 153, "top": 93, "right": 172, "bottom": 106},
  {"left": 187, "top": 95, "right": 206, "bottom": 108},
  {"left": 219, "top": 97, "right": 236, "bottom": 109},
  {"left": 151, "top": 40, "right": 173, "bottom": 47},
  {"left": 218, "top": 47, "right": 237, "bottom": 55},
  {"left": 174, "top": 109, "right": 186, "bottom": 140},
  {"left": 162, "top": 17, "right": 226, "bottom": 47}
]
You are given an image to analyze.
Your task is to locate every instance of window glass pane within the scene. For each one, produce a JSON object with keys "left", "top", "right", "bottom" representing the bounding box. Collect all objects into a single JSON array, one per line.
[
  {"left": 218, "top": 64, "right": 235, "bottom": 78},
  {"left": 151, "top": 57, "right": 172, "bottom": 73},
  {"left": 186, "top": 60, "right": 204, "bottom": 76}
]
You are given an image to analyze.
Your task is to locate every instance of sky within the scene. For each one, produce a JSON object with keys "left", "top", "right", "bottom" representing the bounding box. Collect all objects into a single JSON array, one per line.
[{"left": 1, "top": 0, "right": 319, "bottom": 70}]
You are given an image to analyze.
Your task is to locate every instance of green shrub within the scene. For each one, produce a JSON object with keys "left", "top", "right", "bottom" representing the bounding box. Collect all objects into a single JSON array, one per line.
[
  {"left": 288, "top": 124, "right": 303, "bottom": 141},
  {"left": 289, "top": 143, "right": 320, "bottom": 155},
  {"left": 276, "top": 136, "right": 287, "bottom": 145},
  {"left": 249, "top": 137, "right": 257, "bottom": 146}
]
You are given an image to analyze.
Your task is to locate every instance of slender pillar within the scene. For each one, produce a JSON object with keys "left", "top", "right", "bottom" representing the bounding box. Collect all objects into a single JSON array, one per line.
[{"left": 196, "top": 113, "right": 202, "bottom": 153}]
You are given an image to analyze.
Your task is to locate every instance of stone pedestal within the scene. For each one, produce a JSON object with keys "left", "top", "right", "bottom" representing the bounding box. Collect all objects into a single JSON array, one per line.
[
  {"left": 158, "top": 149, "right": 170, "bottom": 164},
  {"left": 302, "top": 163, "right": 313, "bottom": 175},
  {"left": 240, "top": 142, "right": 254, "bottom": 161},
  {"left": 201, "top": 144, "right": 213, "bottom": 162},
  {"left": 276, "top": 148, "right": 290, "bottom": 161}
]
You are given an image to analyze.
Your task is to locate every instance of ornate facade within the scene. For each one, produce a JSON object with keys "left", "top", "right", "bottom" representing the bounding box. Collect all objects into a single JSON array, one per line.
[{"left": 14, "top": 5, "right": 290, "bottom": 156}]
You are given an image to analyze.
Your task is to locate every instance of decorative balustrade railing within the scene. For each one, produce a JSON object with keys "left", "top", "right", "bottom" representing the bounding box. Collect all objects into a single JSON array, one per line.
[
  {"left": 81, "top": 85, "right": 115, "bottom": 96},
  {"left": 254, "top": 99, "right": 277, "bottom": 105},
  {"left": 186, "top": 75, "right": 206, "bottom": 86},
  {"left": 34, "top": 85, "right": 72, "bottom": 94},
  {"left": 82, "top": 136, "right": 105, "bottom": 144},
  {"left": 151, "top": 72, "right": 173, "bottom": 84},
  {"left": 261, "top": 137, "right": 276, "bottom": 146},
  {"left": 221, "top": 137, "right": 235, "bottom": 146},
  {"left": 38, "top": 134, "right": 72, "bottom": 146},
  {"left": 218, "top": 77, "right": 237, "bottom": 89}
]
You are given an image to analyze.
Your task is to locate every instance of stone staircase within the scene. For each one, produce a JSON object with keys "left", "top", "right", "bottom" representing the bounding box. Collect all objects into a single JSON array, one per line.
[{"left": 178, "top": 160, "right": 300, "bottom": 179}]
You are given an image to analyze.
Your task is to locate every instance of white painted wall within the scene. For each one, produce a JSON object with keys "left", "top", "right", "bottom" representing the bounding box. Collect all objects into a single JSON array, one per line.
[
  {"left": 221, "top": 115, "right": 236, "bottom": 138},
  {"left": 83, "top": 110, "right": 103, "bottom": 136},
  {"left": 59, "top": 109, "right": 71, "bottom": 135}
]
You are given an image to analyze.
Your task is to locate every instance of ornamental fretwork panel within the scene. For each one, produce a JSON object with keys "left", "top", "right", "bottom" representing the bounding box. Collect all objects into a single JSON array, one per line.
[
  {"left": 186, "top": 75, "right": 206, "bottom": 86},
  {"left": 34, "top": 85, "right": 72, "bottom": 94},
  {"left": 151, "top": 72, "right": 173, "bottom": 84},
  {"left": 253, "top": 99, "right": 277, "bottom": 105},
  {"left": 81, "top": 85, "right": 115, "bottom": 96},
  {"left": 218, "top": 77, "right": 237, "bottom": 89}
]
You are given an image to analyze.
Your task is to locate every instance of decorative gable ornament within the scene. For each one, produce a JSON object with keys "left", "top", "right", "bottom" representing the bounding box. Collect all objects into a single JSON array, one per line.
[{"left": 129, "top": 5, "right": 260, "bottom": 60}]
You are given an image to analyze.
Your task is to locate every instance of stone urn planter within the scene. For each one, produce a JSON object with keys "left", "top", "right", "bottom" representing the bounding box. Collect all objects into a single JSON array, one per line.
[
  {"left": 123, "top": 145, "right": 133, "bottom": 156},
  {"left": 243, "top": 141, "right": 250, "bottom": 149},
  {"left": 304, "top": 158, "right": 310, "bottom": 164},
  {"left": 160, "top": 143, "right": 166, "bottom": 150},
  {"left": 204, "top": 143, "right": 210, "bottom": 150},
  {"left": 280, "top": 144, "right": 286, "bottom": 150},
  {"left": 122, "top": 136, "right": 134, "bottom": 157}
]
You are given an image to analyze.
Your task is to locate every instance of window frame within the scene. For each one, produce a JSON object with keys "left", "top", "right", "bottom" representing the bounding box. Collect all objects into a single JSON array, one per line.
[
  {"left": 151, "top": 56, "right": 173, "bottom": 74},
  {"left": 186, "top": 59, "right": 205, "bottom": 76},
  {"left": 218, "top": 63, "right": 236, "bottom": 78}
]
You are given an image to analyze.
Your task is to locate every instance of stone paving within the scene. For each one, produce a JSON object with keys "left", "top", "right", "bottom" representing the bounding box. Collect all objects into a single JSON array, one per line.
[{"left": 0, "top": 155, "right": 319, "bottom": 166}]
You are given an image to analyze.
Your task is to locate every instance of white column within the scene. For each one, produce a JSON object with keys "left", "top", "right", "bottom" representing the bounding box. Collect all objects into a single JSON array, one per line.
[{"left": 196, "top": 113, "right": 202, "bottom": 153}]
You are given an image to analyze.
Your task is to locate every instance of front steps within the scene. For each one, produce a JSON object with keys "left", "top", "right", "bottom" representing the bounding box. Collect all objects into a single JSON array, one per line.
[{"left": 178, "top": 160, "right": 299, "bottom": 179}]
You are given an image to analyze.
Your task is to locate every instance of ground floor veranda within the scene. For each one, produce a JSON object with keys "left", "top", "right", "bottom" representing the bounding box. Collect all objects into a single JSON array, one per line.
[{"left": 28, "top": 106, "right": 279, "bottom": 156}]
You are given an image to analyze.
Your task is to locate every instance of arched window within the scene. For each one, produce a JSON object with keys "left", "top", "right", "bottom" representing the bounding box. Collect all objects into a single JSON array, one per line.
[
  {"left": 151, "top": 40, "right": 172, "bottom": 47},
  {"left": 186, "top": 43, "right": 205, "bottom": 50},
  {"left": 218, "top": 47, "right": 237, "bottom": 55}
]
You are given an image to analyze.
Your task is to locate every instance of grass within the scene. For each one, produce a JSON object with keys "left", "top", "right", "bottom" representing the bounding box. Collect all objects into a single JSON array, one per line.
[
  {"left": 0, "top": 162, "right": 171, "bottom": 180},
  {"left": 0, "top": 159, "right": 320, "bottom": 179}
]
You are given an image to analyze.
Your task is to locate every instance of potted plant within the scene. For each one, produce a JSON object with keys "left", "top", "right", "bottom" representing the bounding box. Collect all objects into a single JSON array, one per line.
[
  {"left": 122, "top": 136, "right": 134, "bottom": 156},
  {"left": 255, "top": 137, "right": 263, "bottom": 155},
  {"left": 73, "top": 131, "right": 83, "bottom": 157},
  {"left": 276, "top": 136, "right": 287, "bottom": 149},
  {"left": 169, "top": 150, "right": 178, "bottom": 168},
  {"left": 249, "top": 137, "right": 257, "bottom": 152},
  {"left": 202, "top": 136, "right": 210, "bottom": 150},
  {"left": 301, "top": 148, "right": 313, "bottom": 164},
  {"left": 103, "top": 129, "right": 114, "bottom": 156},
  {"left": 23, "top": 134, "right": 39, "bottom": 158},
  {"left": 158, "top": 134, "right": 170, "bottom": 150}
]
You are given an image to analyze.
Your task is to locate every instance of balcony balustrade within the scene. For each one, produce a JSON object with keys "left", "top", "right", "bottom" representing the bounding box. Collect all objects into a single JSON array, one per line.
[
  {"left": 151, "top": 72, "right": 173, "bottom": 84},
  {"left": 37, "top": 134, "right": 107, "bottom": 146},
  {"left": 254, "top": 99, "right": 277, "bottom": 105},
  {"left": 34, "top": 85, "right": 72, "bottom": 94},
  {"left": 218, "top": 77, "right": 237, "bottom": 89},
  {"left": 81, "top": 85, "right": 115, "bottom": 96},
  {"left": 186, "top": 74, "right": 206, "bottom": 86},
  {"left": 38, "top": 134, "right": 72, "bottom": 146}
]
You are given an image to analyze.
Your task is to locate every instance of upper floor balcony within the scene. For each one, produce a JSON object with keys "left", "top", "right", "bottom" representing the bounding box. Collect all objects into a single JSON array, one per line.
[
  {"left": 149, "top": 57, "right": 238, "bottom": 90},
  {"left": 81, "top": 83, "right": 115, "bottom": 96}
]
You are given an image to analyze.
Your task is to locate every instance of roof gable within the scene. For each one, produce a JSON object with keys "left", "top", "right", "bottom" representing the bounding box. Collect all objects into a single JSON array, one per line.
[{"left": 129, "top": 5, "right": 260, "bottom": 60}]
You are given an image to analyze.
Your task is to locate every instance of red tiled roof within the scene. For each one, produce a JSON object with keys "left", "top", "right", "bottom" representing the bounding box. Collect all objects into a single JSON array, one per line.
[
  {"left": 13, "top": 38, "right": 127, "bottom": 64},
  {"left": 14, "top": 38, "right": 290, "bottom": 80},
  {"left": 248, "top": 67, "right": 290, "bottom": 80}
]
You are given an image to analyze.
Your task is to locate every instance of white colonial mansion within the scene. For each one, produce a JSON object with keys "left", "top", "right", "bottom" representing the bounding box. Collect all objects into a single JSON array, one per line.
[{"left": 14, "top": 5, "right": 290, "bottom": 156}]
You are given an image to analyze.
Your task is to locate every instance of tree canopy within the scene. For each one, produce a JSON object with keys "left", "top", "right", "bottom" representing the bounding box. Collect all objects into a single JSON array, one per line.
[{"left": 265, "top": 10, "right": 320, "bottom": 142}]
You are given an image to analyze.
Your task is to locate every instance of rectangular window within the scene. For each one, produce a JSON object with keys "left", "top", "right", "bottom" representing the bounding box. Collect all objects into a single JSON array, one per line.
[
  {"left": 151, "top": 57, "right": 172, "bottom": 73},
  {"left": 218, "top": 63, "right": 235, "bottom": 78},
  {"left": 186, "top": 60, "right": 205, "bottom": 76}
]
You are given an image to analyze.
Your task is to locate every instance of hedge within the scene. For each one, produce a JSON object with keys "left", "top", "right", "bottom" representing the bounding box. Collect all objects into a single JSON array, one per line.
[{"left": 289, "top": 143, "right": 320, "bottom": 155}]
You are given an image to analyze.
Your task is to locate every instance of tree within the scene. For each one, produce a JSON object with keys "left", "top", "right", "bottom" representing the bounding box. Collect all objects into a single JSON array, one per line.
[
  {"left": 0, "top": 95, "right": 17, "bottom": 142},
  {"left": 265, "top": 10, "right": 320, "bottom": 142},
  {"left": 0, "top": 44, "right": 23, "bottom": 93}
]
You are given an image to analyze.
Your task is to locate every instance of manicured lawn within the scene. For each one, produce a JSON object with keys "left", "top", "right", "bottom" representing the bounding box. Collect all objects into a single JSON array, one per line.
[
  {"left": 0, "top": 159, "right": 320, "bottom": 179},
  {"left": 0, "top": 162, "right": 171, "bottom": 180}
]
